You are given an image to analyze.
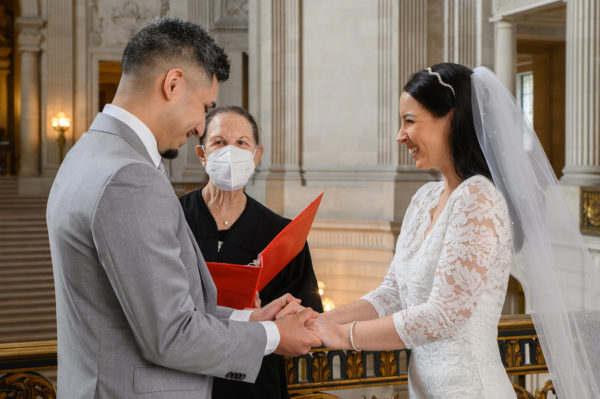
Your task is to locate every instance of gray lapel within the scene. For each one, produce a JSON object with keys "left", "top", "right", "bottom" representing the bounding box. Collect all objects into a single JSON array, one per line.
[
  {"left": 89, "top": 112, "right": 155, "bottom": 166},
  {"left": 186, "top": 226, "right": 217, "bottom": 312}
]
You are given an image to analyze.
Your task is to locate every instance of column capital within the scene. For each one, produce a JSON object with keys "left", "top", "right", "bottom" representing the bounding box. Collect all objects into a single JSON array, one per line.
[
  {"left": 16, "top": 17, "right": 45, "bottom": 53},
  {"left": 493, "top": 17, "right": 516, "bottom": 26}
]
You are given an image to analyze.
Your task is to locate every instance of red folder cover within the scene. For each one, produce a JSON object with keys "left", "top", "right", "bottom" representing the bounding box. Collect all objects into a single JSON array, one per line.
[{"left": 207, "top": 193, "right": 323, "bottom": 309}]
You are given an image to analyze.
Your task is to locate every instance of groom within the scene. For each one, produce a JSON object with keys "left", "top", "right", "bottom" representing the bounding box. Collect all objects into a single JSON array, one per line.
[{"left": 47, "top": 18, "right": 320, "bottom": 399}]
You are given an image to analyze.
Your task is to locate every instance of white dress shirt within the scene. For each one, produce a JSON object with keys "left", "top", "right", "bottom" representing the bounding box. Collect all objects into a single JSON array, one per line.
[{"left": 101, "top": 104, "right": 280, "bottom": 355}]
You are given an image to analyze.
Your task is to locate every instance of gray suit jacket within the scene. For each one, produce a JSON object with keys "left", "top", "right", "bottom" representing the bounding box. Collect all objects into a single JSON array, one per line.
[{"left": 47, "top": 113, "right": 267, "bottom": 398}]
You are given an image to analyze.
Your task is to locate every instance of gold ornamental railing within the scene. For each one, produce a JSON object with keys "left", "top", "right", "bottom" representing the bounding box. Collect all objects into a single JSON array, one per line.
[
  {"left": 287, "top": 314, "right": 554, "bottom": 398},
  {"left": 0, "top": 315, "right": 555, "bottom": 399}
]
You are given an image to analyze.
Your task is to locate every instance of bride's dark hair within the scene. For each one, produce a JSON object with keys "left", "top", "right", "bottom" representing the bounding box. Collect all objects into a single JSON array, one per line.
[{"left": 403, "top": 62, "right": 491, "bottom": 181}]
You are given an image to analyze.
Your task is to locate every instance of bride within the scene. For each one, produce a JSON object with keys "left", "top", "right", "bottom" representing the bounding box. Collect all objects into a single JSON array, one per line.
[
  {"left": 307, "top": 63, "right": 515, "bottom": 398},
  {"left": 292, "top": 62, "right": 600, "bottom": 398}
]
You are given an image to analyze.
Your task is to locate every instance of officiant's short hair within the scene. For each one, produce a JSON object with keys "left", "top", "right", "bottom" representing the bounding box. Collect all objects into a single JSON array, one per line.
[
  {"left": 201, "top": 106, "right": 260, "bottom": 146},
  {"left": 121, "top": 17, "right": 230, "bottom": 83}
]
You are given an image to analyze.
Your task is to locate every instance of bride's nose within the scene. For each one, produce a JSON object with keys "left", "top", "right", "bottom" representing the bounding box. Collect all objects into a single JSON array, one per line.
[{"left": 397, "top": 128, "right": 408, "bottom": 144}]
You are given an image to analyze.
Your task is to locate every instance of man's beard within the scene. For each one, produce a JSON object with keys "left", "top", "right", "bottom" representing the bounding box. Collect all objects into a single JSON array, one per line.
[{"left": 160, "top": 149, "right": 179, "bottom": 159}]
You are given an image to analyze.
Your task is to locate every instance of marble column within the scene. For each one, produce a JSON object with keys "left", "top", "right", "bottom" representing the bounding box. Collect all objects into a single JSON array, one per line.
[
  {"left": 16, "top": 17, "right": 44, "bottom": 177},
  {"left": 494, "top": 18, "right": 516, "bottom": 94},
  {"left": 562, "top": 0, "right": 600, "bottom": 185},
  {"left": 398, "top": 0, "right": 427, "bottom": 169},
  {"left": 0, "top": 47, "right": 10, "bottom": 134},
  {"left": 247, "top": 0, "right": 302, "bottom": 212},
  {"left": 44, "top": 0, "right": 73, "bottom": 175}
]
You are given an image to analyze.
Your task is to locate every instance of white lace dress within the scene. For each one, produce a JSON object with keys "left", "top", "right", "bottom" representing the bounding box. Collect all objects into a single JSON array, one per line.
[{"left": 363, "top": 175, "right": 516, "bottom": 398}]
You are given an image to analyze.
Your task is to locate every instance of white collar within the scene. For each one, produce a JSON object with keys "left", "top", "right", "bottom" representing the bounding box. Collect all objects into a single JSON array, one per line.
[{"left": 102, "top": 104, "right": 162, "bottom": 168}]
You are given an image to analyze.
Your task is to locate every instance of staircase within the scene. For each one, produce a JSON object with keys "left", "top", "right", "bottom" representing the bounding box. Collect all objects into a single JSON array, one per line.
[{"left": 0, "top": 177, "right": 56, "bottom": 343}]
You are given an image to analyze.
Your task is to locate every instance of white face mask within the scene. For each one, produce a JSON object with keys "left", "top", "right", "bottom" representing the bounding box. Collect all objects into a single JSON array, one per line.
[{"left": 204, "top": 145, "right": 256, "bottom": 191}]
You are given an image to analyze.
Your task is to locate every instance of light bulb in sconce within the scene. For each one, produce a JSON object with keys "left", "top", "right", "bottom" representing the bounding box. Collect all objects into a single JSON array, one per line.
[
  {"left": 323, "top": 297, "right": 335, "bottom": 312},
  {"left": 51, "top": 112, "right": 71, "bottom": 165},
  {"left": 51, "top": 112, "right": 71, "bottom": 130},
  {"left": 318, "top": 280, "right": 325, "bottom": 296}
]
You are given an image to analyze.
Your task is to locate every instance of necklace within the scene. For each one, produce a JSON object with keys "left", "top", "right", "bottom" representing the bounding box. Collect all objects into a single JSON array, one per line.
[{"left": 202, "top": 189, "right": 247, "bottom": 230}]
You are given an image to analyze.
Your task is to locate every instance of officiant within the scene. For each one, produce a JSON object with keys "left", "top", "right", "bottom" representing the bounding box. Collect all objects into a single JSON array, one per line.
[{"left": 179, "top": 105, "right": 323, "bottom": 399}]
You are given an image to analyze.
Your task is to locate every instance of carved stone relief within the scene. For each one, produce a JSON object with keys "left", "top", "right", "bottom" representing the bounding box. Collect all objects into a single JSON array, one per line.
[
  {"left": 88, "top": 0, "right": 173, "bottom": 47},
  {"left": 212, "top": 0, "right": 248, "bottom": 30}
]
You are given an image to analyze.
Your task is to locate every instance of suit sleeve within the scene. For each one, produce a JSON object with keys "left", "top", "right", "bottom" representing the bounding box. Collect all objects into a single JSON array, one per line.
[{"left": 91, "top": 163, "right": 266, "bottom": 382}]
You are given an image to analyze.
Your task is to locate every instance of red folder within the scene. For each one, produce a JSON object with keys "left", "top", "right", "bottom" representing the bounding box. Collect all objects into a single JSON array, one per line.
[{"left": 207, "top": 193, "right": 323, "bottom": 309}]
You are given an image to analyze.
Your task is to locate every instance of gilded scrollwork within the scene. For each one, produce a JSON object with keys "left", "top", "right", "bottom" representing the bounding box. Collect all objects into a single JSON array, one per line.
[
  {"left": 581, "top": 187, "right": 600, "bottom": 234},
  {"left": 534, "top": 380, "right": 555, "bottom": 399},
  {"left": 286, "top": 357, "right": 296, "bottom": 385},
  {"left": 346, "top": 350, "right": 364, "bottom": 379},
  {"left": 311, "top": 351, "right": 330, "bottom": 383},
  {"left": 535, "top": 340, "right": 545, "bottom": 366},
  {"left": 378, "top": 351, "right": 396, "bottom": 377},
  {"left": 513, "top": 384, "right": 535, "bottom": 399},
  {"left": 505, "top": 339, "right": 522, "bottom": 367},
  {"left": 0, "top": 371, "right": 56, "bottom": 399}
]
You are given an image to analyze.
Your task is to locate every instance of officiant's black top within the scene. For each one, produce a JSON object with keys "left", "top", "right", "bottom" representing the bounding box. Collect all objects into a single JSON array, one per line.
[{"left": 180, "top": 190, "right": 323, "bottom": 399}]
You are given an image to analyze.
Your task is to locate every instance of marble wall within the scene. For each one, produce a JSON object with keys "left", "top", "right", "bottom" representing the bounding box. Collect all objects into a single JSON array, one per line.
[{"left": 15, "top": 0, "right": 600, "bottom": 310}]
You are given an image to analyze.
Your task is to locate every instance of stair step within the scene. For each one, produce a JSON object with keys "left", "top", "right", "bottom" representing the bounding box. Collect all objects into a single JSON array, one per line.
[
  {"left": 0, "top": 297, "right": 55, "bottom": 308},
  {"left": 0, "top": 313, "right": 56, "bottom": 324},
  {"left": 0, "top": 275, "right": 54, "bottom": 284},
  {"left": 0, "top": 259, "right": 52, "bottom": 267},
  {"left": 0, "top": 272, "right": 54, "bottom": 281},
  {"left": 0, "top": 222, "right": 48, "bottom": 228},
  {"left": 0, "top": 305, "right": 56, "bottom": 317},
  {"left": 0, "top": 323, "right": 57, "bottom": 335},
  {"left": 0, "top": 290, "right": 55, "bottom": 301},
  {"left": 1, "top": 281, "right": 55, "bottom": 292},
  {"left": 0, "top": 219, "right": 46, "bottom": 225},
  {"left": 0, "top": 331, "right": 57, "bottom": 344},
  {"left": 0, "top": 241, "right": 49, "bottom": 248},
  {"left": 0, "top": 237, "right": 49, "bottom": 245},
  {"left": 0, "top": 254, "right": 52, "bottom": 262},
  {"left": 0, "top": 245, "right": 50, "bottom": 253}
]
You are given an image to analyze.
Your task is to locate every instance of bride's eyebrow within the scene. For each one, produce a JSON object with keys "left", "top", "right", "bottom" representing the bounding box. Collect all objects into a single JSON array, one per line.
[{"left": 402, "top": 113, "right": 416, "bottom": 119}]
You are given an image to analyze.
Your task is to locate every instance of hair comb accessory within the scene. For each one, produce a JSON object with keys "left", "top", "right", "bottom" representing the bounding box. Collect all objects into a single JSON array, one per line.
[{"left": 426, "top": 67, "right": 456, "bottom": 97}]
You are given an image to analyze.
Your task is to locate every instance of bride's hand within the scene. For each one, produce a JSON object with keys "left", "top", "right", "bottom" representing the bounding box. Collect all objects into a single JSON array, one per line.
[{"left": 306, "top": 317, "right": 350, "bottom": 350}]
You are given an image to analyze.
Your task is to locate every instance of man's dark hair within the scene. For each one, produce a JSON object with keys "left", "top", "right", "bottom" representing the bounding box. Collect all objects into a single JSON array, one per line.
[
  {"left": 403, "top": 62, "right": 491, "bottom": 181},
  {"left": 201, "top": 106, "right": 260, "bottom": 146},
  {"left": 122, "top": 17, "right": 230, "bottom": 82}
]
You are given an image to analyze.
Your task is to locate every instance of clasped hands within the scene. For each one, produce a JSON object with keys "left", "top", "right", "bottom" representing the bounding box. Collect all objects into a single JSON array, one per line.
[{"left": 249, "top": 293, "right": 347, "bottom": 357}]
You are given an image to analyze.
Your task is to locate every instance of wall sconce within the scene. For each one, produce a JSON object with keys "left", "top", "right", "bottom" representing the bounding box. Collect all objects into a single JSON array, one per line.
[{"left": 51, "top": 112, "right": 71, "bottom": 164}]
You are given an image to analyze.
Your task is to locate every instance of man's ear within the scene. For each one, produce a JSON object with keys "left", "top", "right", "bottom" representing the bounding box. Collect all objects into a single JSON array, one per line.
[
  {"left": 162, "top": 68, "right": 185, "bottom": 101},
  {"left": 254, "top": 145, "right": 264, "bottom": 167},
  {"left": 196, "top": 145, "right": 208, "bottom": 167}
]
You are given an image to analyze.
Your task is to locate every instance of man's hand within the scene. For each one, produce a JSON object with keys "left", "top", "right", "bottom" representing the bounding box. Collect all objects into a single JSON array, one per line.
[
  {"left": 249, "top": 293, "right": 300, "bottom": 322},
  {"left": 274, "top": 307, "right": 322, "bottom": 357}
]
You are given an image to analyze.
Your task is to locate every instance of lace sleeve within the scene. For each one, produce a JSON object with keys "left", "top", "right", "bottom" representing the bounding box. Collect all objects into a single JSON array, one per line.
[
  {"left": 361, "top": 184, "right": 433, "bottom": 317},
  {"left": 392, "top": 180, "right": 510, "bottom": 348},
  {"left": 361, "top": 264, "right": 403, "bottom": 317}
]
